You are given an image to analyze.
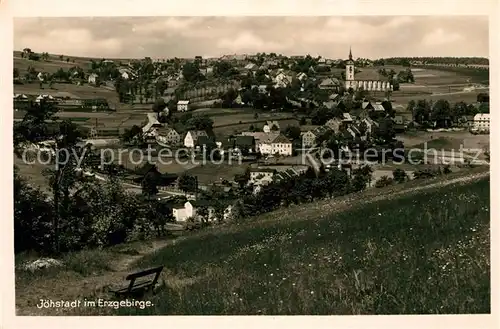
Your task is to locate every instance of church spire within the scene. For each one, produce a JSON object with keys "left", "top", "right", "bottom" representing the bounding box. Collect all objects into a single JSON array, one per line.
[{"left": 348, "top": 46, "right": 353, "bottom": 60}]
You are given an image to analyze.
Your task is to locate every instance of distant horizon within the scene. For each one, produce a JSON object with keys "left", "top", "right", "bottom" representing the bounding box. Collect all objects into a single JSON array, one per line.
[
  {"left": 12, "top": 49, "right": 490, "bottom": 62},
  {"left": 14, "top": 16, "right": 489, "bottom": 59}
]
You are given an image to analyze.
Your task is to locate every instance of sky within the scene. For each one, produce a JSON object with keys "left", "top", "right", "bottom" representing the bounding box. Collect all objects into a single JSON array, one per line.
[{"left": 13, "top": 16, "right": 489, "bottom": 59}]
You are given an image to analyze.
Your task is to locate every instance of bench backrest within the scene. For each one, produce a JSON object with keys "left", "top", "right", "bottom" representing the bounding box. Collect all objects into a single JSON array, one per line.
[{"left": 125, "top": 266, "right": 164, "bottom": 292}]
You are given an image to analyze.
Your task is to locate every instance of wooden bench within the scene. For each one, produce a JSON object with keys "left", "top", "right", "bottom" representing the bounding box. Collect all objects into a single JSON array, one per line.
[{"left": 110, "top": 266, "right": 164, "bottom": 298}]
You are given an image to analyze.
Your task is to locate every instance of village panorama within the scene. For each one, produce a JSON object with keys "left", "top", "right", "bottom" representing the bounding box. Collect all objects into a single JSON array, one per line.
[{"left": 12, "top": 16, "right": 490, "bottom": 317}]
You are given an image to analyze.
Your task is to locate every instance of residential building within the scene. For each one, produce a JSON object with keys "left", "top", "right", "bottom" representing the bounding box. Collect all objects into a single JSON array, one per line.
[
  {"left": 473, "top": 113, "right": 490, "bottom": 132},
  {"left": 296, "top": 72, "right": 308, "bottom": 81},
  {"left": 325, "top": 118, "right": 342, "bottom": 132},
  {"left": 273, "top": 72, "right": 292, "bottom": 88},
  {"left": 177, "top": 100, "right": 190, "bottom": 112},
  {"left": 156, "top": 127, "right": 181, "bottom": 146},
  {"left": 88, "top": 73, "right": 99, "bottom": 85},
  {"left": 319, "top": 77, "right": 341, "bottom": 90},
  {"left": 301, "top": 125, "right": 332, "bottom": 148},
  {"left": 195, "top": 135, "right": 217, "bottom": 151},
  {"left": 240, "top": 131, "right": 292, "bottom": 156},
  {"left": 361, "top": 117, "right": 379, "bottom": 135},
  {"left": 184, "top": 130, "right": 208, "bottom": 148},
  {"left": 142, "top": 113, "right": 163, "bottom": 141},
  {"left": 270, "top": 134, "right": 293, "bottom": 156},
  {"left": 263, "top": 120, "right": 280, "bottom": 132},
  {"left": 172, "top": 200, "right": 233, "bottom": 222},
  {"left": 220, "top": 136, "right": 256, "bottom": 154},
  {"left": 249, "top": 168, "right": 276, "bottom": 186}
]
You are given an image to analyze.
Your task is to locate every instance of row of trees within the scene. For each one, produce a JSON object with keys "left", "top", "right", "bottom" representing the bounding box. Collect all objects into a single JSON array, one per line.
[
  {"left": 407, "top": 98, "right": 489, "bottom": 128},
  {"left": 376, "top": 57, "right": 489, "bottom": 66}
]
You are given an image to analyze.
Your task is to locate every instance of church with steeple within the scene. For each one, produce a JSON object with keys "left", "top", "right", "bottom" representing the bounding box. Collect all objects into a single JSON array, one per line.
[{"left": 344, "top": 47, "right": 393, "bottom": 92}]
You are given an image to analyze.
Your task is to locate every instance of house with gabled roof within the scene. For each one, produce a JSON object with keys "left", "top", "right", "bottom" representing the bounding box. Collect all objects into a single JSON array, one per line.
[
  {"left": 177, "top": 100, "right": 190, "bottom": 112},
  {"left": 319, "top": 77, "right": 341, "bottom": 90},
  {"left": 184, "top": 130, "right": 208, "bottom": 148},
  {"left": 301, "top": 125, "right": 333, "bottom": 148}
]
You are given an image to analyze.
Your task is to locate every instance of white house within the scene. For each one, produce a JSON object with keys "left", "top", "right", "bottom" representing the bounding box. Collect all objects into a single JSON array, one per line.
[
  {"left": 249, "top": 168, "right": 276, "bottom": 186},
  {"left": 270, "top": 134, "right": 293, "bottom": 156},
  {"left": 263, "top": 121, "right": 280, "bottom": 133},
  {"left": 473, "top": 113, "right": 490, "bottom": 132},
  {"left": 37, "top": 72, "right": 46, "bottom": 81},
  {"left": 240, "top": 131, "right": 292, "bottom": 156},
  {"left": 296, "top": 72, "right": 308, "bottom": 81},
  {"left": 273, "top": 72, "right": 292, "bottom": 88},
  {"left": 184, "top": 130, "right": 208, "bottom": 148},
  {"left": 172, "top": 200, "right": 233, "bottom": 222},
  {"left": 88, "top": 73, "right": 99, "bottom": 85},
  {"left": 177, "top": 100, "right": 190, "bottom": 112},
  {"left": 156, "top": 128, "right": 181, "bottom": 146}
]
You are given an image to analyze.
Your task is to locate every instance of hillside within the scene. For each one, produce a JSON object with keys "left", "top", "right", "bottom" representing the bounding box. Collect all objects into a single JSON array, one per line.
[{"left": 15, "top": 169, "right": 490, "bottom": 315}]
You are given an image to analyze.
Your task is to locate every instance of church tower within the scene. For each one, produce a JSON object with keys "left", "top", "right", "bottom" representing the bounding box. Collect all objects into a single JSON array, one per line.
[{"left": 345, "top": 47, "right": 355, "bottom": 89}]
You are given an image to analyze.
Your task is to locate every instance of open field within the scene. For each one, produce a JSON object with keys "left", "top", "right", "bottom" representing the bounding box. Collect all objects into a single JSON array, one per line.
[
  {"left": 13, "top": 82, "right": 120, "bottom": 107},
  {"left": 14, "top": 56, "right": 88, "bottom": 74},
  {"left": 185, "top": 162, "right": 250, "bottom": 185},
  {"left": 115, "top": 150, "right": 199, "bottom": 174},
  {"left": 398, "top": 131, "right": 489, "bottom": 150},
  {"left": 214, "top": 118, "right": 300, "bottom": 137},
  {"left": 14, "top": 169, "right": 489, "bottom": 315}
]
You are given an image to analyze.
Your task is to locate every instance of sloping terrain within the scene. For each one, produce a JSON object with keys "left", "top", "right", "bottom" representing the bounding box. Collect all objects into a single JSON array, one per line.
[{"left": 15, "top": 169, "right": 490, "bottom": 315}]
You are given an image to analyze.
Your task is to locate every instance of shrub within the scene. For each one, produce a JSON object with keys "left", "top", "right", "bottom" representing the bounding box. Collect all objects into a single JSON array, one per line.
[{"left": 375, "top": 175, "right": 394, "bottom": 188}]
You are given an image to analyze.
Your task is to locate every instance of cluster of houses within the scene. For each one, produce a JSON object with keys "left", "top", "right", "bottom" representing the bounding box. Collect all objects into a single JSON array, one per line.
[
  {"left": 170, "top": 163, "right": 310, "bottom": 223},
  {"left": 141, "top": 110, "right": 295, "bottom": 157},
  {"left": 300, "top": 100, "right": 407, "bottom": 148}
]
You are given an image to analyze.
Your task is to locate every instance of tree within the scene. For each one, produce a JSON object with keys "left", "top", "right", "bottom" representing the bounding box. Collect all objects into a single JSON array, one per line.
[
  {"left": 477, "top": 93, "right": 489, "bottom": 103},
  {"left": 152, "top": 98, "right": 167, "bottom": 114},
  {"left": 14, "top": 100, "right": 85, "bottom": 253},
  {"left": 284, "top": 125, "right": 301, "bottom": 140},
  {"left": 213, "top": 61, "right": 239, "bottom": 78},
  {"left": 141, "top": 165, "right": 161, "bottom": 197},
  {"left": 392, "top": 168, "right": 407, "bottom": 183},
  {"left": 13, "top": 68, "right": 20, "bottom": 79},
  {"left": 14, "top": 166, "right": 54, "bottom": 253},
  {"left": 234, "top": 167, "right": 251, "bottom": 188},
  {"left": 375, "top": 176, "right": 393, "bottom": 188},
  {"left": 373, "top": 118, "right": 396, "bottom": 143},
  {"left": 186, "top": 115, "right": 214, "bottom": 131},
  {"left": 182, "top": 62, "right": 204, "bottom": 83},
  {"left": 178, "top": 174, "right": 197, "bottom": 194},
  {"left": 197, "top": 206, "right": 210, "bottom": 224},
  {"left": 381, "top": 100, "right": 395, "bottom": 118},
  {"left": 430, "top": 99, "right": 451, "bottom": 128}
]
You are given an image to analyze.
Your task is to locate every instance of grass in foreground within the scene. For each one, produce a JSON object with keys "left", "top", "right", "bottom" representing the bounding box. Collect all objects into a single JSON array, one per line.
[{"left": 121, "top": 177, "right": 490, "bottom": 315}]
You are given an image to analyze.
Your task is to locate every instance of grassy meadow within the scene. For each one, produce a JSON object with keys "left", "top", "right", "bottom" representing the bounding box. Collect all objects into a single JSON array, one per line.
[
  {"left": 14, "top": 170, "right": 490, "bottom": 315},
  {"left": 117, "top": 176, "right": 490, "bottom": 315}
]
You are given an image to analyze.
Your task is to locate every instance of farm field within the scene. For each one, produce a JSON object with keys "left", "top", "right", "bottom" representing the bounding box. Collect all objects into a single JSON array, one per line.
[
  {"left": 14, "top": 56, "right": 88, "bottom": 74},
  {"left": 185, "top": 162, "right": 250, "bottom": 185},
  {"left": 13, "top": 82, "right": 120, "bottom": 107}
]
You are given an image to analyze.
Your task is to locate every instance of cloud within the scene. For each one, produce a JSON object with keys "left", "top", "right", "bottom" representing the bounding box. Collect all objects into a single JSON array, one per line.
[
  {"left": 15, "top": 28, "right": 122, "bottom": 57},
  {"left": 217, "top": 31, "right": 294, "bottom": 53},
  {"left": 13, "top": 16, "right": 488, "bottom": 59},
  {"left": 422, "top": 28, "right": 463, "bottom": 46}
]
